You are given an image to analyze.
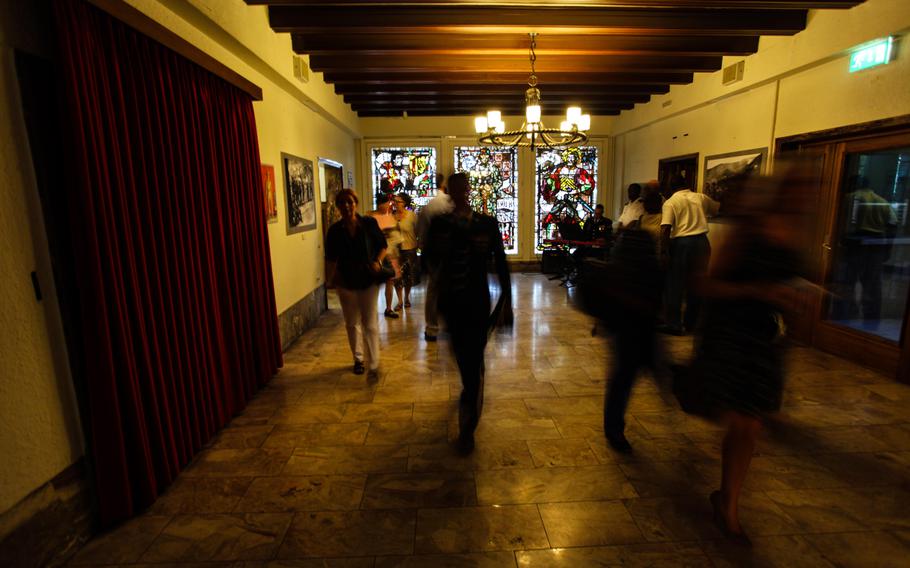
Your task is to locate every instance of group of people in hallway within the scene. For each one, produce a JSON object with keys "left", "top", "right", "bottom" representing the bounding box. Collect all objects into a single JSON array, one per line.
[{"left": 325, "top": 163, "right": 811, "bottom": 547}]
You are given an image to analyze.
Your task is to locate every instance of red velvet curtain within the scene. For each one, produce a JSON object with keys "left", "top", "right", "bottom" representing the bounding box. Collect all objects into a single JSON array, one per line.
[{"left": 53, "top": 0, "right": 282, "bottom": 526}]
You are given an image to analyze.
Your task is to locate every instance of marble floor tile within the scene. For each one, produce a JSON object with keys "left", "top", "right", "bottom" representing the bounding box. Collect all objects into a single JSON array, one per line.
[
  {"left": 523, "top": 396, "right": 602, "bottom": 418},
  {"left": 619, "top": 460, "right": 720, "bottom": 498},
  {"left": 268, "top": 404, "right": 347, "bottom": 425},
  {"left": 236, "top": 558, "right": 375, "bottom": 568},
  {"left": 183, "top": 448, "right": 293, "bottom": 477},
  {"left": 283, "top": 445, "right": 409, "bottom": 475},
  {"left": 803, "top": 531, "right": 910, "bottom": 568},
  {"left": 701, "top": 534, "right": 835, "bottom": 568},
  {"left": 234, "top": 475, "right": 365, "bottom": 512},
  {"left": 412, "top": 401, "right": 458, "bottom": 421},
  {"left": 151, "top": 477, "right": 253, "bottom": 515},
  {"left": 408, "top": 441, "right": 534, "bottom": 472},
  {"left": 538, "top": 501, "right": 644, "bottom": 547},
  {"left": 473, "top": 418, "right": 562, "bottom": 442},
  {"left": 365, "top": 421, "right": 449, "bottom": 446},
  {"left": 475, "top": 465, "right": 637, "bottom": 505},
  {"left": 415, "top": 505, "right": 548, "bottom": 554},
  {"left": 515, "top": 542, "right": 711, "bottom": 567},
  {"left": 525, "top": 438, "right": 599, "bottom": 467},
  {"left": 68, "top": 515, "right": 172, "bottom": 565},
  {"left": 208, "top": 425, "right": 275, "bottom": 449},
  {"left": 139, "top": 513, "right": 292, "bottom": 562},
  {"left": 375, "top": 551, "right": 518, "bottom": 568},
  {"left": 484, "top": 381, "right": 559, "bottom": 400},
  {"left": 341, "top": 402, "right": 414, "bottom": 423},
  {"left": 361, "top": 471, "right": 477, "bottom": 509},
  {"left": 277, "top": 510, "right": 415, "bottom": 558},
  {"left": 262, "top": 423, "right": 369, "bottom": 448}
]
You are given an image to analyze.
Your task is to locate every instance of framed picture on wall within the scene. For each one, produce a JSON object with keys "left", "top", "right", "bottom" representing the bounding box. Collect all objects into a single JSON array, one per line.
[
  {"left": 658, "top": 153, "right": 699, "bottom": 198},
  {"left": 261, "top": 164, "right": 278, "bottom": 223},
  {"left": 282, "top": 152, "right": 316, "bottom": 234},
  {"left": 319, "top": 158, "right": 344, "bottom": 237},
  {"left": 703, "top": 148, "right": 768, "bottom": 211}
]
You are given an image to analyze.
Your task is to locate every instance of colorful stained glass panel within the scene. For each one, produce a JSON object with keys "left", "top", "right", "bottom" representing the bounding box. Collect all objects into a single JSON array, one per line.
[
  {"left": 455, "top": 146, "right": 519, "bottom": 255},
  {"left": 371, "top": 147, "right": 437, "bottom": 210},
  {"left": 535, "top": 146, "right": 598, "bottom": 251}
]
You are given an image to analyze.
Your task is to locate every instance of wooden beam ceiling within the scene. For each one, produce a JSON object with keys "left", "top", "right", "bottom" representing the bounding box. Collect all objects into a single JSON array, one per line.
[{"left": 246, "top": 0, "right": 865, "bottom": 117}]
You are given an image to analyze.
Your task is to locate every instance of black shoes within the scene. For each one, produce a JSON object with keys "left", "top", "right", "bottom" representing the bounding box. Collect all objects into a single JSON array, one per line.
[
  {"left": 366, "top": 368, "right": 380, "bottom": 385},
  {"left": 710, "top": 491, "right": 752, "bottom": 547},
  {"left": 605, "top": 430, "right": 633, "bottom": 454},
  {"left": 384, "top": 309, "right": 399, "bottom": 319},
  {"left": 424, "top": 332, "right": 437, "bottom": 342},
  {"left": 353, "top": 361, "right": 365, "bottom": 375}
]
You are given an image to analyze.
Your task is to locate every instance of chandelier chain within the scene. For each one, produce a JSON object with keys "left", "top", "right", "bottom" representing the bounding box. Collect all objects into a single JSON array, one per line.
[{"left": 528, "top": 32, "right": 538, "bottom": 87}]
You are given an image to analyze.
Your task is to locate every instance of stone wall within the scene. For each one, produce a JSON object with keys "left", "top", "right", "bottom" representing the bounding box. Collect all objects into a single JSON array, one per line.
[{"left": 278, "top": 284, "right": 327, "bottom": 351}]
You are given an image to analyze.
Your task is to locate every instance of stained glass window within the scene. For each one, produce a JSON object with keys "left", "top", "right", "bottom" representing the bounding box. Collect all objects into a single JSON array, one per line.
[
  {"left": 535, "top": 146, "right": 598, "bottom": 251},
  {"left": 371, "top": 147, "right": 437, "bottom": 210},
  {"left": 454, "top": 146, "right": 519, "bottom": 255}
]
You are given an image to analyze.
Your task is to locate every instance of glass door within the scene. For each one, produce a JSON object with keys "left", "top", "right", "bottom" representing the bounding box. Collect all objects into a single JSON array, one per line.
[{"left": 823, "top": 143, "right": 910, "bottom": 343}]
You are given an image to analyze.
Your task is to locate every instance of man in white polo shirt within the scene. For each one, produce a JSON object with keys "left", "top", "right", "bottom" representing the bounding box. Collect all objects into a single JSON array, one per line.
[{"left": 659, "top": 174, "right": 719, "bottom": 335}]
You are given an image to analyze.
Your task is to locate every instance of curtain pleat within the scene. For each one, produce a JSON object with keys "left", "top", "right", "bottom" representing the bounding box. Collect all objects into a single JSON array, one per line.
[{"left": 54, "top": 0, "right": 282, "bottom": 526}]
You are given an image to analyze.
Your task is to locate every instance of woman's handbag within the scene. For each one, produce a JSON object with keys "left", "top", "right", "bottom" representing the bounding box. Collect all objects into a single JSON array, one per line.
[{"left": 363, "top": 224, "right": 396, "bottom": 283}]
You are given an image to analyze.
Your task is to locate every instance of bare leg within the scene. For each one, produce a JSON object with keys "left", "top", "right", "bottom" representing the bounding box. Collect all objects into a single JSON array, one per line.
[
  {"left": 385, "top": 280, "right": 394, "bottom": 311},
  {"left": 720, "top": 411, "right": 762, "bottom": 534},
  {"left": 405, "top": 285, "right": 412, "bottom": 305},
  {"left": 395, "top": 284, "right": 404, "bottom": 309}
]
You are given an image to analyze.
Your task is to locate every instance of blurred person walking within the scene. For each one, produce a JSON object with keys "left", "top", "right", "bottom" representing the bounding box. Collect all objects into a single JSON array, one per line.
[
  {"left": 687, "top": 173, "right": 808, "bottom": 546},
  {"left": 417, "top": 173, "right": 454, "bottom": 341},
  {"left": 424, "top": 173, "right": 512, "bottom": 454},
  {"left": 325, "top": 189, "right": 388, "bottom": 382}
]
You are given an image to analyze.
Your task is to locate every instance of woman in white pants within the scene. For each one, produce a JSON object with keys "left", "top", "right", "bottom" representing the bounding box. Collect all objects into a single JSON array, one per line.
[{"left": 325, "top": 189, "right": 387, "bottom": 382}]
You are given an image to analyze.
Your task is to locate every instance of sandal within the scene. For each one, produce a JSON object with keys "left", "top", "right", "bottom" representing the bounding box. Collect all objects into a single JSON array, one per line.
[
  {"left": 394, "top": 304, "right": 403, "bottom": 312},
  {"left": 384, "top": 309, "right": 399, "bottom": 319},
  {"left": 710, "top": 491, "right": 752, "bottom": 547},
  {"left": 404, "top": 301, "right": 411, "bottom": 308}
]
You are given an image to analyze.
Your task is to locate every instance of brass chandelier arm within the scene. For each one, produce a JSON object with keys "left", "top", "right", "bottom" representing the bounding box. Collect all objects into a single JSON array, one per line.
[{"left": 478, "top": 127, "right": 588, "bottom": 149}]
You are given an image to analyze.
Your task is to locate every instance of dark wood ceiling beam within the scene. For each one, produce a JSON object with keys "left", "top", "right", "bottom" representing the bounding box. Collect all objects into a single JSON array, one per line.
[
  {"left": 251, "top": 1, "right": 858, "bottom": 8},
  {"left": 351, "top": 101, "right": 636, "bottom": 110},
  {"left": 292, "top": 33, "right": 760, "bottom": 56},
  {"left": 324, "top": 71, "right": 694, "bottom": 85},
  {"left": 334, "top": 83, "right": 671, "bottom": 96},
  {"left": 350, "top": 104, "right": 633, "bottom": 113},
  {"left": 269, "top": 6, "right": 807, "bottom": 36},
  {"left": 310, "top": 54, "right": 722, "bottom": 73},
  {"left": 343, "top": 94, "right": 650, "bottom": 105}
]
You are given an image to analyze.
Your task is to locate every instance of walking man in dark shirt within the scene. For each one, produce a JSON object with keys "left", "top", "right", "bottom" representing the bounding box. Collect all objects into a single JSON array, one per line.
[{"left": 424, "top": 173, "right": 513, "bottom": 454}]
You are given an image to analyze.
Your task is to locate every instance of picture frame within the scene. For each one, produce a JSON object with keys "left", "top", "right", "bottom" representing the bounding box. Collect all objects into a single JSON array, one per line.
[
  {"left": 318, "top": 158, "right": 344, "bottom": 236},
  {"left": 261, "top": 164, "right": 278, "bottom": 223},
  {"left": 282, "top": 152, "right": 316, "bottom": 234},
  {"left": 703, "top": 147, "right": 768, "bottom": 209}
]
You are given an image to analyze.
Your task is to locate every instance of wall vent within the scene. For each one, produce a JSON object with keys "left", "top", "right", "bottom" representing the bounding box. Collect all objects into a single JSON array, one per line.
[
  {"left": 293, "top": 55, "right": 310, "bottom": 83},
  {"left": 722, "top": 60, "right": 745, "bottom": 85}
]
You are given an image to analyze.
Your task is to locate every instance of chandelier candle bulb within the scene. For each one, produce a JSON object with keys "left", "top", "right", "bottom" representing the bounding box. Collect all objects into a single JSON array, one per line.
[
  {"left": 526, "top": 104, "right": 541, "bottom": 124},
  {"left": 486, "top": 110, "right": 501, "bottom": 126},
  {"left": 560, "top": 120, "right": 572, "bottom": 132},
  {"left": 566, "top": 106, "right": 582, "bottom": 124},
  {"left": 494, "top": 121, "right": 505, "bottom": 134},
  {"left": 475, "top": 116, "right": 488, "bottom": 134},
  {"left": 578, "top": 114, "right": 591, "bottom": 131}
]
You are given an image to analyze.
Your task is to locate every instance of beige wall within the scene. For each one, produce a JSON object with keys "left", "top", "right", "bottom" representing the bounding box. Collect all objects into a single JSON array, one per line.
[
  {"left": 610, "top": 0, "right": 910, "bottom": 217},
  {"left": 0, "top": 1, "right": 84, "bottom": 515},
  {"left": 0, "top": 0, "right": 360, "bottom": 517}
]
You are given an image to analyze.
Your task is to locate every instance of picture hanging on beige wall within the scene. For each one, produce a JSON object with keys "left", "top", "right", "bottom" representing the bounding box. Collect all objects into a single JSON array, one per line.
[
  {"left": 282, "top": 152, "right": 316, "bottom": 234},
  {"left": 703, "top": 148, "right": 768, "bottom": 211}
]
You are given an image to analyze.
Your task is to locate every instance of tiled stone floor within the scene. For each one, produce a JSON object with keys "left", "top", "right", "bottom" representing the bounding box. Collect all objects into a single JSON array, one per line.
[{"left": 69, "top": 274, "right": 910, "bottom": 567}]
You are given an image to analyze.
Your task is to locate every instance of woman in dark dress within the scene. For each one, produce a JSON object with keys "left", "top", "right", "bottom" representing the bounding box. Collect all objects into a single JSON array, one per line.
[{"left": 694, "top": 178, "right": 807, "bottom": 546}]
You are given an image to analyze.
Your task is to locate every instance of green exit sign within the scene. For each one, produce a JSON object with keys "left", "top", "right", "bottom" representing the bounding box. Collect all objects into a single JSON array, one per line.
[{"left": 850, "top": 37, "right": 895, "bottom": 72}]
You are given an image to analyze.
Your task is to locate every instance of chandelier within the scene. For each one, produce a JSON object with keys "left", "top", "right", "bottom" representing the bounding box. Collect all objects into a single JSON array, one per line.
[{"left": 474, "top": 33, "right": 590, "bottom": 150}]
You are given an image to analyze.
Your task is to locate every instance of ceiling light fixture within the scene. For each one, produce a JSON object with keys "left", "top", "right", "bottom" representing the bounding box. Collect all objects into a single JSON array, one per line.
[{"left": 474, "top": 33, "right": 589, "bottom": 150}]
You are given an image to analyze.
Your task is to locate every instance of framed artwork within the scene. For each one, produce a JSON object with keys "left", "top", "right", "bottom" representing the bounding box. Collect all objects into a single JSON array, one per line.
[
  {"left": 261, "top": 164, "right": 278, "bottom": 223},
  {"left": 658, "top": 153, "right": 699, "bottom": 198},
  {"left": 703, "top": 148, "right": 768, "bottom": 208},
  {"left": 282, "top": 153, "right": 316, "bottom": 233}
]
